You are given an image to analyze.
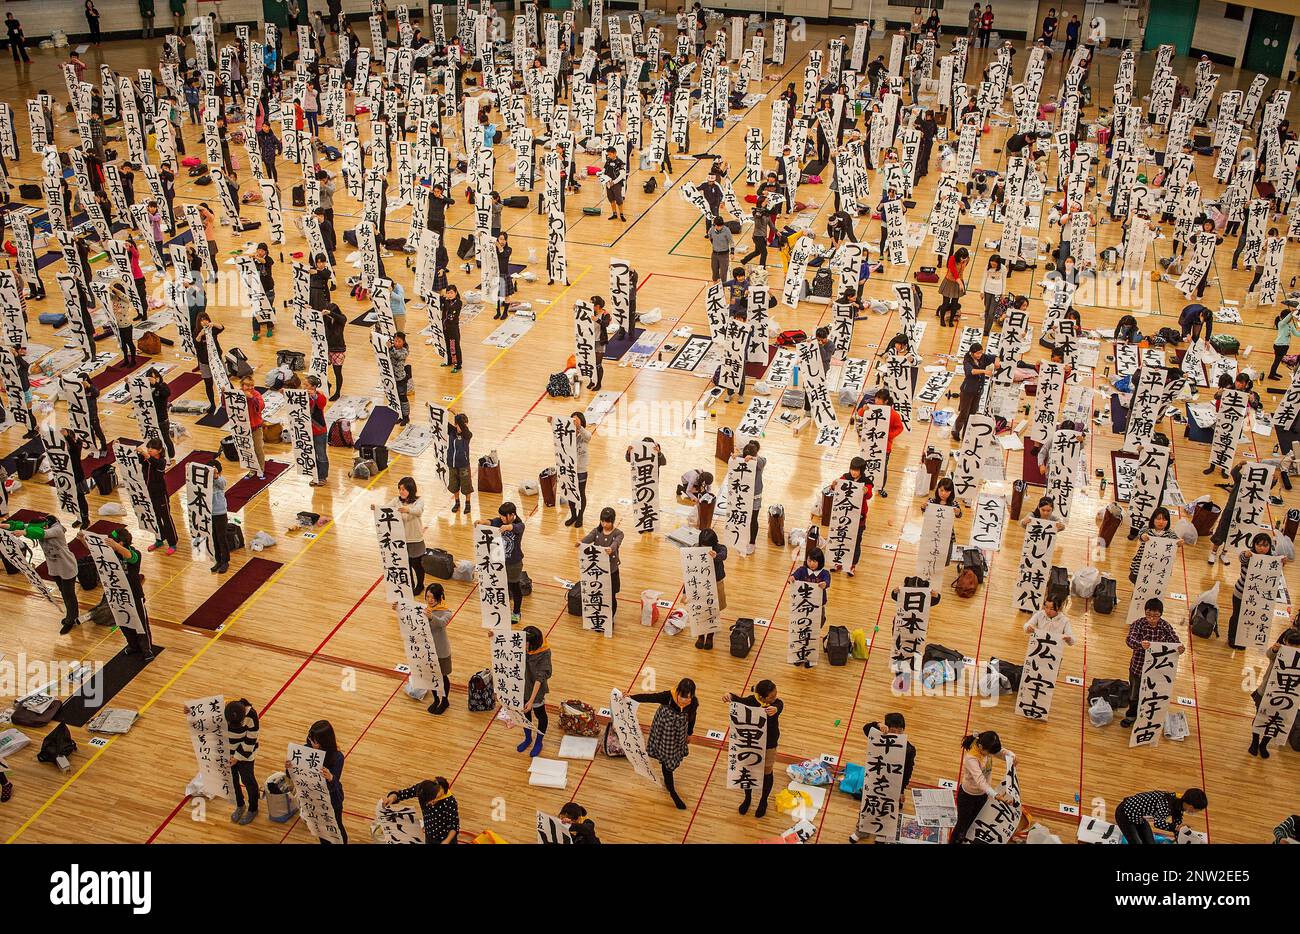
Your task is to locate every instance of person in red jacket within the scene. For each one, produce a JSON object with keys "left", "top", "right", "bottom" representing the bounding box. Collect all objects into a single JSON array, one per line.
[
  {"left": 836, "top": 456, "right": 875, "bottom": 576},
  {"left": 240, "top": 375, "right": 266, "bottom": 480},
  {"left": 307, "top": 374, "right": 329, "bottom": 486},
  {"left": 855, "top": 387, "right": 906, "bottom": 497}
]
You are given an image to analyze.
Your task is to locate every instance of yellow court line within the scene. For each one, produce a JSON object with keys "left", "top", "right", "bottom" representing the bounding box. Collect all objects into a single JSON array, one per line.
[
  {"left": 450, "top": 265, "right": 591, "bottom": 406},
  {"left": 4, "top": 265, "right": 591, "bottom": 843}
]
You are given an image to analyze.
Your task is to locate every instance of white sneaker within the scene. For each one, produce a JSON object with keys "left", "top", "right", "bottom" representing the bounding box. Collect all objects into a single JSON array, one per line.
[{"left": 1207, "top": 551, "right": 1217, "bottom": 565}]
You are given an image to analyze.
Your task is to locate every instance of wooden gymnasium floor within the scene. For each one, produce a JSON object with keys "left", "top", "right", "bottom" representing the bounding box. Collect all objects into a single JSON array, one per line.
[{"left": 2, "top": 23, "right": 1299, "bottom": 845}]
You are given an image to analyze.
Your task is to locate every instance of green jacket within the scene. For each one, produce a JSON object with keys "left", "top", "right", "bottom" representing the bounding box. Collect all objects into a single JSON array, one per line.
[
  {"left": 7, "top": 520, "right": 47, "bottom": 540},
  {"left": 140, "top": 0, "right": 155, "bottom": 15},
  {"left": 169, "top": 0, "right": 186, "bottom": 15}
]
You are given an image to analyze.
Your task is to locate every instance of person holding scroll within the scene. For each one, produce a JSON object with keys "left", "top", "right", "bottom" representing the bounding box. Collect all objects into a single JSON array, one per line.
[
  {"left": 518, "top": 626, "right": 552, "bottom": 758},
  {"left": 105, "top": 528, "right": 155, "bottom": 661},
  {"left": 384, "top": 777, "right": 459, "bottom": 844},
  {"left": 6, "top": 515, "right": 81, "bottom": 635},
  {"left": 1227, "top": 532, "right": 1288, "bottom": 651},
  {"left": 950, "top": 730, "right": 1016, "bottom": 843},
  {"left": 578, "top": 507, "right": 624, "bottom": 618},
  {"left": 723, "top": 680, "right": 783, "bottom": 818},
  {"left": 631, "top": 678, "right": 699, "bottom": 810},
  {"left": 1120, "top": 599, "right": 1184, "bottom": 728}
]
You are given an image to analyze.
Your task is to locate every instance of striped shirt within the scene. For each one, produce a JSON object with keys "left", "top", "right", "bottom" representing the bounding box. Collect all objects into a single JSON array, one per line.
[
  {"left": 1274, "top": 815, "right": 1299, "bottom": 844},
  {"left": 226, "top": 712, "right": 260, "bottom": 762}
]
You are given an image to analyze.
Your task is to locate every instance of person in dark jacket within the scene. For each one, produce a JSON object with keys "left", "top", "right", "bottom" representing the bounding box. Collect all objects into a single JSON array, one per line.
[
  {"left": 694, "top": 528, "right": 728, "bottom": 649},
  {"left": 146, "top": 367, "right": 175, "bottom": 459},
  {"left": 312, "top": 209, "right": 337, "bottom": 263},
  {"left": 79, "top": 374, "right": 109, "bottom": 456},
  {"left": 518, "top": 626, "right": 552, "bottom": 758},
  {"left": 447, "top": 412, "right": 472, "bottom": 513},
  {"left": 559, "top": 802, "right": 600, "bottom": 843},
  {"left": 631, "top": 678, "right": 698, "bottom": 810},
  {"left": 293, "top": 720, "right": 347, "bottom": 844},
  {"left": 849, "top": 712, "right": 917, "bottom": 842},
  {"left": 384, "top": 777, "right": 459, "bottom": 843},
  {"left": 441, "top": 283, "right": 463, "bottom": 373},
  {"left": 138, "top": 437, "right": 177, "bottom": 554},
  {"left": 722, "top": 679, "right": 783, "bottom": 817},
  {"left": 323, "top": 301, "right": 346, "bottom": 400},
  {"left": 256, "top": 125, "right": 282, "bottom": 182},
  {"left": 59, "top": 428, "right": 91, "bottom": 527}
]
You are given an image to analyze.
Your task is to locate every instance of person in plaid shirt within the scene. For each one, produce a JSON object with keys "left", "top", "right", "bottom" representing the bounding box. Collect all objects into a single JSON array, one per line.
[{"left": 1122, "top": 598, "right": 1186, "bottom": 728}]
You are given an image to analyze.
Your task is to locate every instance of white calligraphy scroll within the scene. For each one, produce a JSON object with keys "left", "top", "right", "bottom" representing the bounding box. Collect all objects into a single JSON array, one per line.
[
  {"left": 374, "top": 504, "right": 416, "bottom": 605},
  {"left": 824, "top": 478, "right": 865, "bottom": 572},
  {"left": 83, "top": 531, "right": 144, "bottom": 634},
  {"left": 1016, "top": 616, "right": 1069, "bottom": 721},
  {"left": 1129, "top": 643, "right": 1181, "bottom": 748},
  {"left": 681, "top": 546, "right": 720, "bottom": 637},
  {"left": 787, "top": 579, "right": 824, "bottom": 667},
  {"left": 610, "top": 689, "right": 661, "bottom": 787},
  {"left": 726, "top": 701, "right": 768, "bottom": 792},
  {"left": 1014, "top": 518, "right": 1058, "bottom": 613},
  {"left": 628, "top": 440, "right": 661, "bottom": 534},
  {"left": 185, "top": 460, "right": 217, "bottom": 561},
  {"left": 857, "top": 727, "right": 907, "bottom": 841},
  {"left": 578, "top": 542, "right": 614, "bottom": 638},
  {"left": 285, "top": 742, "right": 345, "bottom": 844},
  {"left": 490, "top": 620, "right": 526, "bottom": 711},
  {"left": 183, "top": 695, "right": 234, "bottom": 799}
]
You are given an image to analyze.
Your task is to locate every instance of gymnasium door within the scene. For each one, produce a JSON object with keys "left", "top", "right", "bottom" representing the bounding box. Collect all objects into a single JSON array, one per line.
[
  {"left": 1142, "top": 0, "right": 1198, "bottom": 56},
  {"left": 1242, "top": 9, "right": 1295, "bottom": 78}
]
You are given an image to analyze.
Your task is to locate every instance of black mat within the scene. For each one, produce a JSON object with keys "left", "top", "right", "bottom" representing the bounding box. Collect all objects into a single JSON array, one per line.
[
  {"left": 196, "top": 407, "right": 230, "bottom": 428},
  {"left": 956, "top": 224, "right": 976, "bottom": 246},
  {"left": 604, "top": 327, "right": 645, "bottom": 361},
  {"left": 55, "top": 644, "right": 166, "bottom": 727},
  {"left": 355, "top": 404, "right": 401, "bottom": 449},
  {"left": 1, "top": 435, "right": 43, "bottom": 476},
  {"left": 802, "top": 158, "right": 827, "bottom": 177}
]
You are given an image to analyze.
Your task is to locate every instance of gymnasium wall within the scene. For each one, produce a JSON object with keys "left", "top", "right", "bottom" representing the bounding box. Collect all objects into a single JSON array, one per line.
[{"left": 7, "top": 0, "right": 1049, "bottom": 43}]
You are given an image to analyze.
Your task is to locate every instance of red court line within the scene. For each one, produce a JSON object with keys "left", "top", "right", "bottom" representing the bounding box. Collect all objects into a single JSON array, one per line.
[
  {"left": 681, "top": 575, "right": 794, "bottom": 842},
  {"left": 144, "top": 576, "right": 383, "bottom": 843}
]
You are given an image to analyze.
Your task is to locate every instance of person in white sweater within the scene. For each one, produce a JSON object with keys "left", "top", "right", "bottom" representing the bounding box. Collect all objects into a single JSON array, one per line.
[{"left": 371, "top": 477, "right": 427, "bottom": 595}]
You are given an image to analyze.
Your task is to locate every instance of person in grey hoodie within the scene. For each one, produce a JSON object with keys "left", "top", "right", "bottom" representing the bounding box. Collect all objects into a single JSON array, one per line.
[
  {"left": 6, "top": 514, "right": 81, "bottom": 633},
  {"left": 518, "top": 626, "right": 552, "bottom": 758}
]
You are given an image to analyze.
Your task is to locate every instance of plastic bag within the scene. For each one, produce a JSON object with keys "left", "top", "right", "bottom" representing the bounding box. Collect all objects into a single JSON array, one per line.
[
  {"left": 773, "top": 788, "right": 813, "bottom": 814},
  {"left": 785, "top": 758, "right": 834, "bottom": 786},
  {"left": 1071, "top": 566, "right": 1101, "bottom": 598},
  {"left": 1089, "top": 695, "right": 1114, "bottom": 727},
  {"left": 1173, "top": 518, "right": 1198, "bottom": 546}
]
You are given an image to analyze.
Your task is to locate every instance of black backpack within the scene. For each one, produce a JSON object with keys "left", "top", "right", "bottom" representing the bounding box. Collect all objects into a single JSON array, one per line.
[
  {"left": 547, "top": 372, "right": 573, "bottom": 397},
  {"left": 1092, "top": 576, "right": 1117, "bottom": 614},
  {"left": 988, "top": 658, "right": 1022, "bottom": 693},
  {"left": 643, "top": 176, "right": 657, "bottom": 194},
  {"left": 824, "top": 625, "right": 851, "bottom": 665},
  {"left": 77, "top": 554, "right": 99, "bottom": 591},
  {"left": 467, "top": 668, "right": 495, "bottom": 712},
  {"left": 37, "top": 722, "right": 77, "bottom": 764},
  {"left": 730, "top": 618, "right": 756, "bottom": 658},
  {"left": 423, "top": 548, "right": 455, "bottom": 580},
  {"left": 1190, "top": 601, "right": 1219, "bottom": 639},
  {"left": 810, "top": 267, "right": 834, "bottom": 298},
  {"left": 1046, "top": 566, "right": 1070, "bottom": 607},
  {"left": 923, "top": 643, "right": 964, "bottom": 670},
  {"left": 567, "top": 584, "right": 582, "bottom": 616},
  {"left": 1088, "top": 678, "right": 1131, "bottom": 710}
]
